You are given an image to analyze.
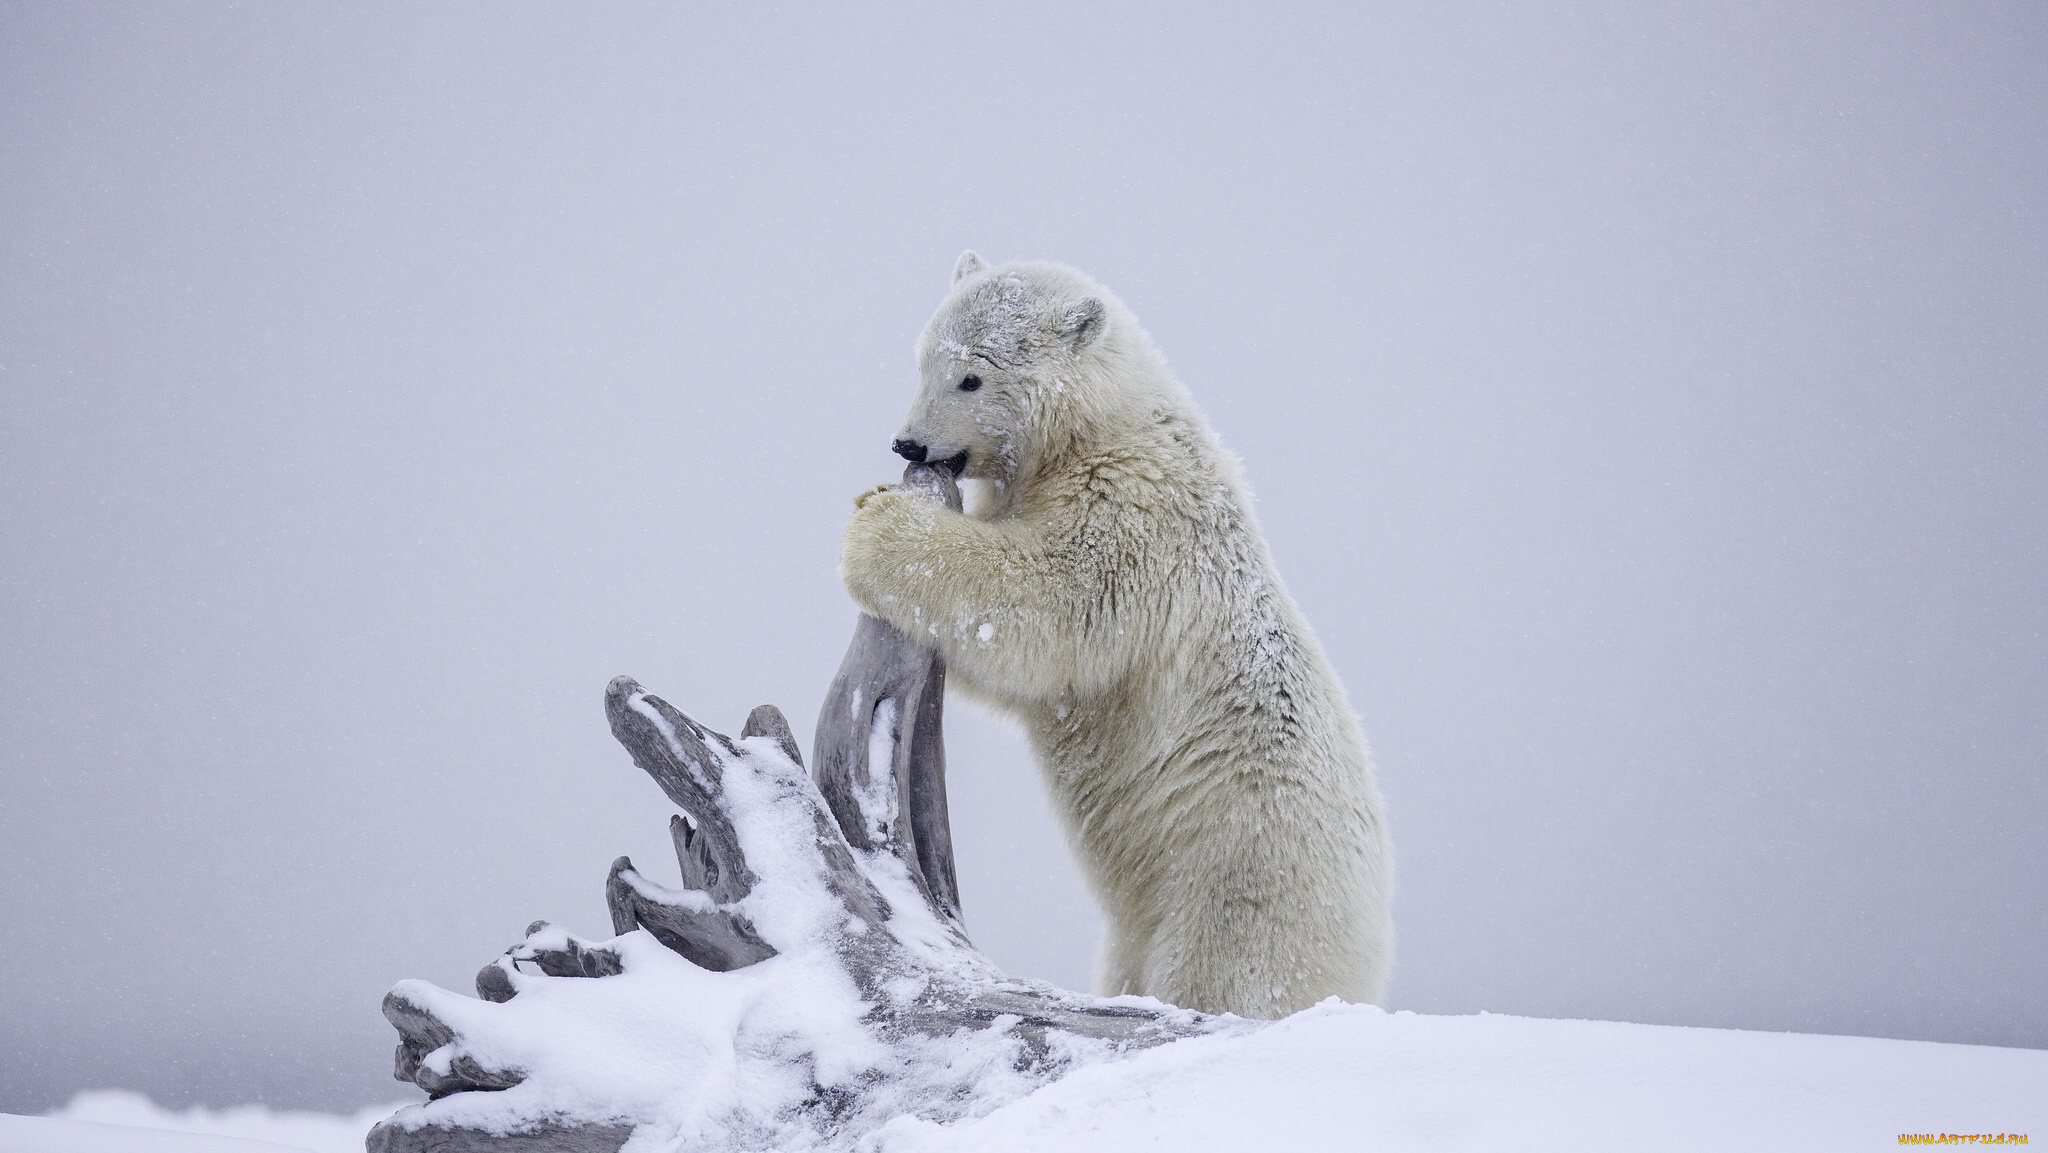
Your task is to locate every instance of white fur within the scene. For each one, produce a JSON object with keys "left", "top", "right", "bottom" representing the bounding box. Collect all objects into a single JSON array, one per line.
[{"left": 841, "top": 256, "right": 1392, "bottom": 1018}]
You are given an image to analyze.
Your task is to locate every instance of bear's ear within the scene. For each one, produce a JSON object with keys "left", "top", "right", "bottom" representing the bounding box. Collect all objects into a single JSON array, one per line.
[
  {"left": 1058, "top": 297, "right": 1107, "bottom": 351},
  {"left": 952, "top": 251, "right": 988, "bottom": 285}
]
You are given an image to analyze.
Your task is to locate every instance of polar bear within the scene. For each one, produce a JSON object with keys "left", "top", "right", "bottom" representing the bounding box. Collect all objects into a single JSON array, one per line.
[{"left": 840, "top": 253, "right": 1392, "bottom": 1018}]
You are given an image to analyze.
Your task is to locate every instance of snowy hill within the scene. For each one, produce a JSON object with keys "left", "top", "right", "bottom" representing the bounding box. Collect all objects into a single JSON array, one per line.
[
  {"left": 879, "top": 1004, "right": 2046, "bottom": 1152},
  {"left": 17, "top": 1008, "right": 2042, "bottom": 1152}
]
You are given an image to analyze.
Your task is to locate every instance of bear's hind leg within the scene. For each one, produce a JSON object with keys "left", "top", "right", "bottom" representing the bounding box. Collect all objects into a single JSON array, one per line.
[
  {"left": 1143, "top": 847, "right": 1368, "bottom": 1019},
  {"left": 1097, "top": 920, "right": 1155, "bottom": 1000}
]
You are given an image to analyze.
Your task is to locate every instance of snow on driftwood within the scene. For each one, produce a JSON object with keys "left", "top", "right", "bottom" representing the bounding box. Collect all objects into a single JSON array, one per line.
[{"left": 367, "top": 466, "right": 1230, "bottom": 1152}]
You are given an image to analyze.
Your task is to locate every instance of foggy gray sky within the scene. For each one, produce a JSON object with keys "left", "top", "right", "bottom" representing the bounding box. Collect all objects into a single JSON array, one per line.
[{"left": 3, "top": 1, "right": 2044, "bottom": 1114}]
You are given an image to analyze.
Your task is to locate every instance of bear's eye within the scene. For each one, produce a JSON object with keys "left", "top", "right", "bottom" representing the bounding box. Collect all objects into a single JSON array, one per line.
[{"left": 958, "top": 374, "right": 982, "bottom": 392}]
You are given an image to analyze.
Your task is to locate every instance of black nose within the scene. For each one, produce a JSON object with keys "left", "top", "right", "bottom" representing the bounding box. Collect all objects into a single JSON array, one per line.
[{"left": 892, "top": 438, "right": 927, "bottom": 463}]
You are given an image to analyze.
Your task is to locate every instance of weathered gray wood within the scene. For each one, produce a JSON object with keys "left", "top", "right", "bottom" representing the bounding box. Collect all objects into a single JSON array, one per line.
[
  {"left": 742, "top": 702, "right": 803, "bottom": 766},
  {"left": 811, "top": 462, "right": 966, "bottom": 927},
  {"left": 473, "top": 922, "right": 627, "bottom": 1015},
  {"left": 605, "top": 675, "right": 892, "bottom": 931},
  {"left": 603, "top": 855, "right": 776, "bottom": 971},
  {"left": 592, "top": 682, "right": 1207, "bottom": 1051},
  {"left": 373, "top": 676, "right": 1217, "bottom": 1150},
  {"left": 595, "top": 682, "right": 1213, "bottom": 1059},
  {"left": 602, "top": 677, "right": 755, "bottom": 905},
  {"left": 367, "top": 470, "right": 1227, "bottom": 1148},
  {"left": 666, "top": 813, "right": 718, "bottom": 893},
  {"left": 383, "top": 987, "right": 524, "bottom": 1100},
  {"left": 893, "top": 463, "right": 965, "bottom": 927},
  {"left": 367, "top": 1121, "right": 633, "bottom": 1153}
]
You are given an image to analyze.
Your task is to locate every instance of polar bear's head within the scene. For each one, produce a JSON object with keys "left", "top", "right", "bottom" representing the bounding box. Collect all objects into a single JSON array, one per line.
[{"left": 893, "top": 253, "right": 1165, "bottom": 489}]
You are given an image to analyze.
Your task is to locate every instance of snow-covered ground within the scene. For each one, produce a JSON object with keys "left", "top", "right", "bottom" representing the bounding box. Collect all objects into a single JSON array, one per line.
[
  {"left": 11, "top": 1092, "right": 404, "bottom": 1153},
  {"left": 11, "top": 1009, "right": 2042, "bottom": 1152},
  {"left": 881, "top": 1004, "right": 2047, "bottom": 1151}
]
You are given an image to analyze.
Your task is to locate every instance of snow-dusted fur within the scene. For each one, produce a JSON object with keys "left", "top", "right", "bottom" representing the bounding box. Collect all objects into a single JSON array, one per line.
[{"left": 841, "top": 254, "right": 1392, "bottom": 1017}]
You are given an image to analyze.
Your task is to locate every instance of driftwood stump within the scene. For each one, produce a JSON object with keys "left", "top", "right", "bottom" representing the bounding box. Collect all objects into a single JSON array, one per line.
[{"left": 368, "top": 465, "right": 1226, "bottom": 1153}]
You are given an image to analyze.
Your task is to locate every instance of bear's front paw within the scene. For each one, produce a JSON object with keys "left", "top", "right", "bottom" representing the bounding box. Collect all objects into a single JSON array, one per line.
[{"left": 840, "top": 486, "right": 937, "bottom": 610}]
